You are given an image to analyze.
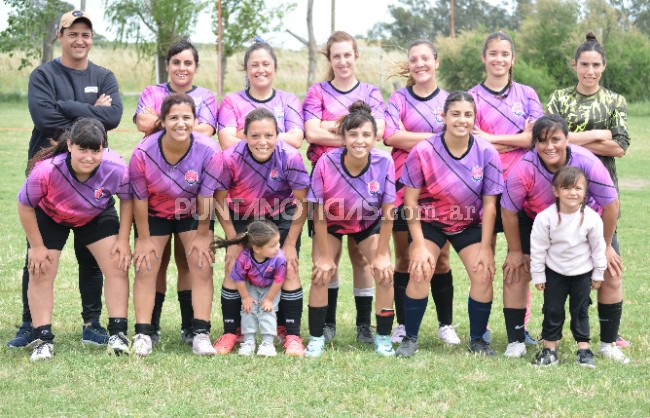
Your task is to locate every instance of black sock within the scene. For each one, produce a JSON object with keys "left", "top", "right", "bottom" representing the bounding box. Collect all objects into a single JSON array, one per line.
[
  {"left": 468, "top": 297, "right": 492, "bottom": 341},
  {"left": 277, "top": 304, "right": 286, "bottom": 328},
  {"left": 404, "top": 295, "right": 428, "bottom": 340},
  {"left": 192, "top": 319, "right": 211, "bottom": 335},
  {"left": 221, "top": 287, "right": 241, "bottom": 334},
  {"left": 135, "top": 323, "right": 155, "bottom": 336},
  {"left": 431, "top": 271, "right": 453, "bottom": 326},
  {"left": 393, "top": 271, "right": 409, "bottom": 325},
  {"left": 33, "top": 324, "right": 54, "bottom": 342},
  {"left": 177, "top": 290, "right": 193, "bottom": 331},
  {"left": 598, "top": 301, "right": 623, "bottom": 344},
  {"left": 355, "top": 295, "right": 373, "bottom": 326},
  {"left": 376, "top": 313, "right": 395, "bottom": 336},
  {"left": 503, "top": 308, "right": 526, "bottom": 343},
  {"left": 308, "top": 305, "right": 328, "bottom": 337},
  {"left": 280, "top": 288, "right": 303, "bottom": 337},
  {"left": 151, "top": 291, "right": 165, "bottom": 332},
  {"left": 325, "top": 287, "right": 339, "bottom": 324},
  {"left": 21, "top": 249, "right": 32, "bottom": 323},
  {"left": 75, "top": 237, "right": 103, "bottom": 322},
  {"left": 107, "top": 318, "right": 128, "bottom": 336}
]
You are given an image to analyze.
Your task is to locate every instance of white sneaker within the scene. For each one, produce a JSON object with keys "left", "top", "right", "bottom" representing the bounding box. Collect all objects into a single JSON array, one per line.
[
  {"left": 192, "top": 333, "right": 216, "bottom": 356},
  {"left": 238, "top": 339, "right": 256, "bottom": 356},
  {"left": 390, "top": 324, "right": 406, "bottom": 343},
  {"left": 504, "top": 341, "right": 527, "bottom": 358},
  {"left": 30, "top": 340, "right": 54, "bottom": 362},
  {"left": 257, "top": 340, "right": 277, "bottom": 357},
  {"left": 599, "top": 342, "right": 630, "bottom": 364},
  {"left": 133, "top": 333, "right": 153, "bottom": 357},
  {"left": 438, "top": 325, "right": 461, "bottom": 345},
  {"left": 107, "top": 333, "right": 130, "bottom": 356}
]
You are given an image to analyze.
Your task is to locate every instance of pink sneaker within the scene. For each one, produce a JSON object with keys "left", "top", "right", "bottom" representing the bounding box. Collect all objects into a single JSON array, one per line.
[
  {"left": 213, "top": 333, "right": 237, "bottom": 354},
  {"left": 284, "top": 335, "right": 305, "bottom": 357},
  {"left": 616, "top": 335, "right": 631, "bottom": 348}
]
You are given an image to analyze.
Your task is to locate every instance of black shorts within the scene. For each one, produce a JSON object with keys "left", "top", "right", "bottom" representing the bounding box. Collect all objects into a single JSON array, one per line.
[
  {"left": 231, "top": 205, "right": 301, "bottom": 254},
  {"left": 35, "top": 205, "right": 119, "bottom": 251},
  {"left": 392, "top": 205, "right": 409, "bottom": 233},
  {"left": 518, "top": 212, "right": 535, "bottom": 255},
  {"left": 417, "top": 221, "right": 483, "bottom": 253},
  {"left": 328, "top": 219, "right": 381, "bottom": 245},
  {"left": 134, "top": 216, "right": 214, "bottom": 238}
]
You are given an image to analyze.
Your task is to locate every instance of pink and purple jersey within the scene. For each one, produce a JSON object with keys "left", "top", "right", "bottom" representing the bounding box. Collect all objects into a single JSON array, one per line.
[
  {"left": 400, "top": 134, "right": 504, "bottom": 233},
  {"left": 216, "top": 139, "right": 310, "bottom": 218},
  {"left": 129, "top": 131, "right": 222, "bottom": 219},
  {"left": 217, "top": 89, "right": 303, "bottom": 136},
  {"left": 231, "top": 247, "right": 286, "bottom": 288},
  {"left": 469, "top": 82, "right": 544, "bottom": 179},
  {"left": 18, "top": 150, "right": 130, "bottom": 227},
  {"left": 501, "top": 144, "right": 618, "bottom": 219},
  {"left": 307, "top": 148, "right": 395, "bottom": 235},
  {"left": 384, "top": 86, "right": 448, "bottom": 206},
  {"left": 303, "top": 81, "right": 385, "bottom": 164},
  {"left": 134, "top": 83, "right": 218, "bottom": 130}
]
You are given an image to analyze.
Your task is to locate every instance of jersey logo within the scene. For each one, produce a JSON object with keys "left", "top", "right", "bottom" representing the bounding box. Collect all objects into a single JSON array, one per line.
[
  {"left": 434, "top": 107, "right": 444, "bottom": 124},
  {"left": 368, "top": 180, "right": 381, "bottom": 196},
  {"left": 274, "top": 106, "right": 285, "bottom": 123},
  {"left": 512, "top": 102, "right": 524, "bottom": 117},
  {"left": 264, "top": 266, "right": 274, "bottom": 275},
  {"left": 471, "top": 166, "right": 483, "bottom": 182},
  {"left": 185, "top": 170, "right": 199, "bottom": 185},
  {"left": 270, "top": 168, "right": 280, "bottom": 181},
  {"left": 94, "top": 187, "right": 104, "bottom": 201}
]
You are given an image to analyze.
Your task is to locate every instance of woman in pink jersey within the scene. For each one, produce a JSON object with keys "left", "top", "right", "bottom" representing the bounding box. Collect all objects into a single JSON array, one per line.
[
  {"left": 384, "top": 39, "right": 458, "bottom": 345},
  {"left": 129, "top": 93, "right": 222, "bottom": 357},
  {"left": 396, "top": 91, "right": 504, "bottom": 358},
  {"left": 468, "top": 31, "right": 544, "bottom": 357},
  {"left": 17, "top": 118, "right": 132, "bottom": 361},
  {"left": 306, "top": 101, "right": 395, "bottom": 357},
  {"left": 133, "top": 38, "right": 218, "bottom": 345},
  {"left": 217, "top": 39, "right": 304, "bottom": 150},
  {"left": 303, "top": 31, "right": 386, "bottom": 345}
]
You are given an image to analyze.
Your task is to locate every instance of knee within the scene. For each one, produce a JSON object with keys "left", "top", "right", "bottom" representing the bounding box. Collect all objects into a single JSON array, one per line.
[
  {"left": 434, "top": 256, "right": 450, "bottom": 274},
  {"left": 601, "top": 274, "right": 622, "bottom": 292},
  {"left": 282, "top": 274, "right": 302, "bottom": 291}
]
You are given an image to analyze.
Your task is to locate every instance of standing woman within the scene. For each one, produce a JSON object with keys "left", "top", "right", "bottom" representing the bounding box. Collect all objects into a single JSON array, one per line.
[
  {"left": 303, "top": 31, "right": 386, "bottom": 344},
  {"left": 129, "top": 93, "right": 222, "bottom": 357},
  {"left": 217, "top": 38, "right": 304, "bottom": 150},
  {"left": 384, "top": 39, "right": 457, "bottom": 345},
  {"left": 468, "top": 31, "right": 544, "bottom": 356},
  {"left": 133, "top": 38, "right": 218, "bottom": 344},
  {"left": 396, "top": 92, "right": 504, "bottom": 357},
  {"left": 547, "top": 31, "right": 631, "bottom": 351}
]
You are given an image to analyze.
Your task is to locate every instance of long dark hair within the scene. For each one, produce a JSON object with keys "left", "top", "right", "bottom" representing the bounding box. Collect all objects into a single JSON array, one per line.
[{"left": 213, "top": 220, "right": 280, "bottom": 250}]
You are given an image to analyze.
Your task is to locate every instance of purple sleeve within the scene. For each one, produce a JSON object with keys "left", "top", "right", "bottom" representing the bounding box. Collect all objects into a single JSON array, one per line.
[
  {"left": 303, "top": 83, "right": 323, "bottom": 121},
  {"left": 215, "top": 150, "right": 233, "bottom": 191},
  {"left": 583, "top": 154, "right": 618, "bottom": 207},
  {"left": 18, "top": 162, "right": 49, "bottom": 207},
  {"left": 525, "top": 85, "right": 544, "bottom": 120},
  {"left": 197, "top": 90, "right": 218, "bottom": 129},
  {"left": 128, "top": 149, "right": 149, "bottom": 200},
  {"left": 501, "top": 161, "right": 528, "bottom": 212},
  {"left": 116, "top": 165, "right": 132, "bottom": 201},
  {"left": 230, "top": 251, "right": 249, "bottom": 282},
  {"left": 286, "top": 150, "right": 310, "bottom": 191},
  {"left": 284, "top": 94, "right": 304, "bottom": 132},
  {"left": 133, "top": 86, "right": 156, "bottom": 123},
  {"left": 368, "top": 85, "right": 386, "bottom": 120},
  {"left": 383, "top": 158, "right": 396, "bottom": 204},
  {"left": 307, "top": 158, "right": 325, "bottom": 204},
  {"left": 482, "top": 147, "right": 505, "bottom": 196},
  {"left": 384, "top": 91, "right": 404, "bottom": 140},
  {"left": 199, "top": 150, "right": 223, "bottom": 196},
  {"left": 399, "top": 146, "right": 425, "bottom": 190},
  {"left": 273, "top": 253, "right": 287, "bottom": 285},
  {"left": 217, "top": 94, "right": 240, "bottom": 131}
]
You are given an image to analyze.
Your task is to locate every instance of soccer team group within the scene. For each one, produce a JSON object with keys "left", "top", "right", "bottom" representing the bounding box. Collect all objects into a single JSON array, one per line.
[{"left": 10, "top": 10, "right": 632, "bottom": 368}]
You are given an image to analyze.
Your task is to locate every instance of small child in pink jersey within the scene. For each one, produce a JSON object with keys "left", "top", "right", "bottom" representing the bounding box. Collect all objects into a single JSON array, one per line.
[{"left": 214, "top": 220, "right": 286, "bottom": 357}]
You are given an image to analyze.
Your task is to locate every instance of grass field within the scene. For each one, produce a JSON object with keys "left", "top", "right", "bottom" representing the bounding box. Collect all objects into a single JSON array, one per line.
[{"left": 0, "top": 95, "right": 649, "bottom": 417}]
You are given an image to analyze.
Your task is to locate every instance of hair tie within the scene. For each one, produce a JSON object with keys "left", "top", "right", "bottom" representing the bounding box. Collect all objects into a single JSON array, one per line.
[{"left": 253, "top": 36, "right": 265, "bottom": 44}]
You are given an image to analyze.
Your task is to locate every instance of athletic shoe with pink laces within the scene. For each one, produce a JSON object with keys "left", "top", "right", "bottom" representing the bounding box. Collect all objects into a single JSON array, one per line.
[
  {"left": 213, "top": 333, "right": 238, "bottom": 354},
  {"left": 284, "top": 335, "right": 305, "bottom": 357},
  {"left": 616, "top": 335, "right": 631, "bottom": 348}
]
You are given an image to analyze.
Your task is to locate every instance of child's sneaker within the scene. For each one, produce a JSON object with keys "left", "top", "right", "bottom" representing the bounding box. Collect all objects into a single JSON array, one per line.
[
  {"left": 213, "top": 333, "right": 238, "bottom": 354},
  {"left": 192, "top": 333, "right": 216, "bottom": 356},
  {"left": 6, "top": 322, "right": 34, "bottom": 348},
  {"left": 395, "top": 336, "right": 419, "bottom": 358},
  {"left": 599, "top": 342, "right": 630, "bottom": 364},
  {"left": 616, "top": 335, "right": 631, "bottom": 348},
  {"left": 438, "top": 325, "right": 461, "bottom": 345},
  {"left": 284, "top": 335, "right": 305, "bottom": 357},
  {"left": 390, "top": 324, "right": 406, "bottom": 343},
  {"left": 238, "top": 340, "right": 256, "bottom": 356},
  {"left": 469, "top": 338, "right": 496, "bottom": 357},
  {"left": 29, "top": 340, "right": 54, "bottom": 362},
  {"left": 356, "top": 324, "right": 375, "bottom": 344},
  {"left": 504, "top": 341, "right": 527, "bottom": 358},
  {"left": 374, "top": 334, "right": 395, "bottom": 357},
  {"left": 534, "top": 347, "right": 559, "bottom": 366},
  {"left": 323, "top": 322, "right": 336, "bottom": 343},
  {"left": 107, "top": 333, "right": 130, "bottom": 356},
  {"left": 576, "top": 348, "right": 596, "bottom": 368},
  {"left": 257, "top": 340, "right": 277, "bottom": 357},
  {"left": 276, "top": 326, "right": 287, "bottom": 345},
  {"left": 132, "top": 333, "right": 153, "bottom": 357},
  {"left": 81, "top": 320, "right": 109, "bottom": 346},
  {"left": 180, "top": 328, "right": 194, "bottom": 345},
  {"left": 524, "top": 329, "right": 539, "bottom": 346},
  {"left": 305, "top": 336, "right": 326, "bottom": 358}
]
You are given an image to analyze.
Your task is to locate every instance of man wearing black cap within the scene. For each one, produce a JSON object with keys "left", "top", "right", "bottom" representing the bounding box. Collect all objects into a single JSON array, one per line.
[{"left": 7, "top": 10, "right": 124, "bottom": 353}]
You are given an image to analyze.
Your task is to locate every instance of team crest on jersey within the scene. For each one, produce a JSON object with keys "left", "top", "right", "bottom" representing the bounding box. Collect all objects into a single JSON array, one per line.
[
  {"left": 471, "top": 166, "right": 483, "bottom": 182},
  {"left": 185, "top": 170, "right": 199, "bottom": 185},
  {"left": 94, "top": 187, "right": 104, "bottom": 201},
  {"left": 264, "top": 266, "right": 274, "bottom": 275},
  {"left": 434, "top": 107, "right": 444, "bottom": 124},
  {"left": 270, "top": 168, "right": 280, "bottom": 181},
  {"left": 368, "top": 180, "right": 381, "bottom": 196},
  {"left": 274, "top": 106, "right": 285, "bottom": 123},
  {"left": 512, "top": 102, "right": 524, "bottom": 117}
]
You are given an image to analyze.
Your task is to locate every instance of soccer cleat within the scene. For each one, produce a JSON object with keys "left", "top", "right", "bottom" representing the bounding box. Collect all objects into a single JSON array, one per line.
[
  {"left": 504, "top": 341, "right": 527, "bottom": 358},
  {"left": 576, "top": 348, "right": 596, "bottom": 368},
  {"left": 257, "top": 340, "right": 277, "bottom": 357},
  {"left": 29, "top": 340, "right": 54, "bottom": 362},
  {"left": 107, "top": 333, "right": 130, "bottom": 356},
  {"left": 213, "top": 333, "right": 238, "bottom": 355},
  {"left": 616, "top": 335, "right": 631, "bottom": 348},
  {"left": 6, "top": 322, "right": 35, "bottom": 348},
  {"left": 438, "top": 325, "right": 461, "bottom": 345},
  {"left": 390, "top": 324, "right": 406, "bottom": 344},
  {"left": 305, "top": 336, "right": 326, "bottom": 358},
  {"left": 599, "top": 342, "right": 630, "bottom": 364},
  {"left": 534, "top": 347, "right": 559, "bottom": 366},
  {"left": 81, "top": 320, "right": 109, "bottom": 346},
  {"left": 356, "top": 324, "right": 375, "bottom": 345},
  {"left": 192, "top": 333, "right": 216, "bottom": 356},
  {"left": 395, "top": 336, "right": 419, "bottom": 358},
  {"left": 469, "top": 338, "right": 496, "bottom": 357},
  {"left": 323, "top": 322, "right": 336, "bottom": 343},
  {"left": 284, "top": 335, "right": 305, "bottom": 357},
  {"left": 132, "top": 333, "right": 153, "bottom": 357},
  {"left": 276, "top": 326, "right": 287, "bottom": 346},
  {"left": 180, "top": 328, "right": 194, "bottom": 345},
  {"left": 524, "top": 330, "right": 539, "bottom": 346},
  {"left": 374, "top": 335, "right": 395, "bottom": 357}
]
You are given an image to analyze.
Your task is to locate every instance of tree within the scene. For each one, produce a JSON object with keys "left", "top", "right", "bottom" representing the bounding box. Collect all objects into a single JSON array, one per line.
[
  {"left": 286, "top": 0, "right": 317, "bottom": 90},
  {"left": 104, "top": 0, "right": 208, "bottom": 84},
  {"left": 0, "top": 0, "right": 72, "bottom": 69}
]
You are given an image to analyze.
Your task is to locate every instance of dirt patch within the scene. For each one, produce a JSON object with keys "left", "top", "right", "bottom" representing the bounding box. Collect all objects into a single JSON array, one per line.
[{"left": 619, "top": 178, "right": 650, "bottom": 190}]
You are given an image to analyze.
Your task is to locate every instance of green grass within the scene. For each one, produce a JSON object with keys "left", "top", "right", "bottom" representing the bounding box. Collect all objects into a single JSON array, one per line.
[{"left": 0, "top": 96, "right": 649, "bottom": 416}]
